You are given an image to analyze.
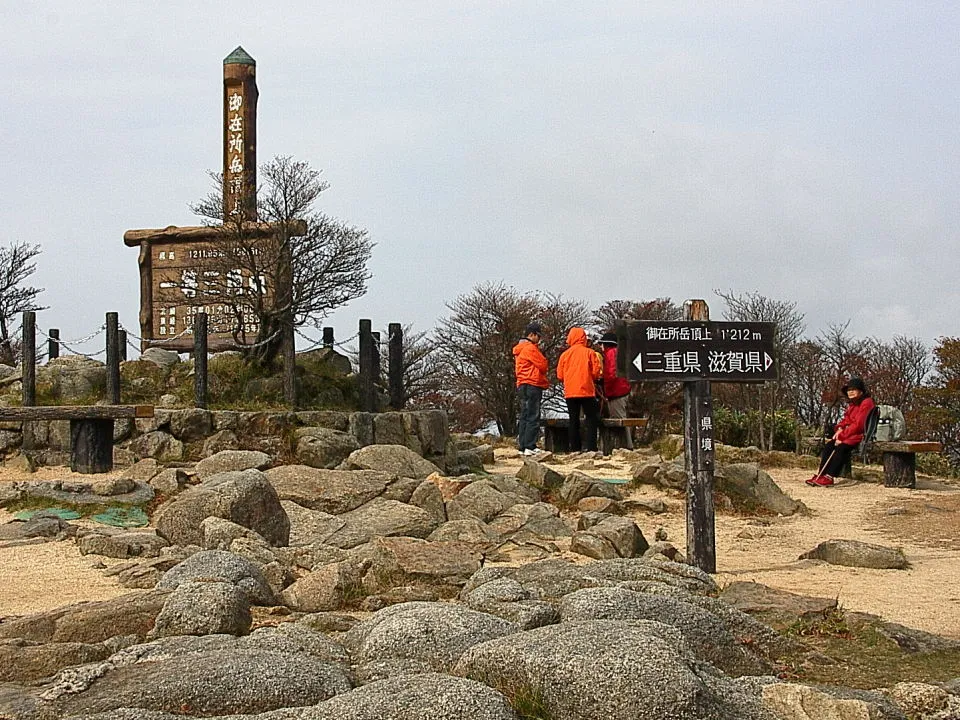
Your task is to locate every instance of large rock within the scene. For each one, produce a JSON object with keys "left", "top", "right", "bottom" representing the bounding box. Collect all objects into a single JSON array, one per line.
[
  {"left": 77, "top": 531, "right": 169, "bottom": 559},
  {"left": 281, "top": 501, "right": 346, "bottom": 547},
  {"left": 265, "top": 465, "right": 390, "bottom": 514},
  {"left": 762, "top": 683, "right": 907, "bottom": 720},
  {"left": 141, "top": 347, "right": 180, "bottom": 368},
  {"left": 344, "top": 601, "right": 517, "bottom": 673},
  {"left": 36, "top": 356, "right": 107, "bottom": 402},
  {"left": 717, "top": 463, "right": 806, "bottom": 516},
  {"left": 570, "top": 516, "right": 649, "bottom": 560},
  {"left": 194, "top": 450, "right": 272, "bottom": 479},
  {"left": 168, "top": 408, "right": 213, "bottom": 442},
  {"left": 446, "top": 476, "right": 539, "bottom": 523},
  {"left": 409, "top": 479, "right": 447, "bottom": 524},
  {"left": 281, "top": 561, "right": 363, "bottom": 612},
  {"left": 719, "top": 581, "right": 839, "bottom": 628},
  {"left": 558, "top": 471, "right": 623, "bottom": 505},
  {"left": 321, "top": 498, "right": 439, "bottom": 549},
  {"left": 800, "top": 539, "right": 910, "bottom": 570},
  {"left": 515, "top": 458, "right": 564, "bottom": 491},
  {"left": 151, "top": 580, "right": 252, "bottom": 637},
  {"left": 487, "top": 501, "right": 572, "bottom": 541},
  {"left": 339, "top": 444, "right": 441, "bottom": 478},
  {"left": 0, "top": 590, "right": 169, "bottom": 643},
  {"left": 295, "top": 427, "right": 361, "bottom": 469},
  {"left": 46, "top": 649, "right": 351, "bottom": 717},
  {"left": 558, "top": 586, "right": 770, "bottom": 675},
  {"left": 313, "top": 673, "right": 520, "bottom": 720},
  {"left": 363, "top": 536, "right": 483, "bottom": 593},
  {"left": 0, "top": 639, "right": 113, "bottom": 683},
  {"left": 455, "top": 620, "right": 774, "bottom": 720},
  {"left": 128, "top": 431, "right": 184, "bottom": 463},
  {"left": 155, "top": 550, "right": 275, "bottom": 605},
  {"left": 428, "top": 518, "right": 500, "bottom": 546},
  {"left": 154, "top": 469, "right": 290, "bottom": 547}
]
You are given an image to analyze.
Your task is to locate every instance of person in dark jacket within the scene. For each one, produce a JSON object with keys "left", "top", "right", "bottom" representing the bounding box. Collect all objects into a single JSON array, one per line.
[
  {"left": 807, "top": 377, "right": 876, "bottom": 487},
  {"left": 598, "top": 332, "right": 633, "bottom": 449}
]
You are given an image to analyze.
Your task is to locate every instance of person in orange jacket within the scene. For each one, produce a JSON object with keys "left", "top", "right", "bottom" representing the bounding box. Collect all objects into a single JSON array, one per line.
[
  {"left": 513, "top": 322, "right": 549, "bottom": 456},
  {"left": 557, "top": 327, "right": 603, "bottom": 452}
]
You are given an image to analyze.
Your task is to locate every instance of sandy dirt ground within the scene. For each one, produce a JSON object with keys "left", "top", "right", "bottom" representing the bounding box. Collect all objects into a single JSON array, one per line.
[{"left": 2, "top": 454, "right": 960, "bottom": 639}]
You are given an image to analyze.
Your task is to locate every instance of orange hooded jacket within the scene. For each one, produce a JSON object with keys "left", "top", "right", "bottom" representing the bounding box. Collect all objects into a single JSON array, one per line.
[
  {"left": 513, "top": 338, "right": 549, "bottom": 388},
  {"left": 556, "top": 327, "right": 602, "bottom": 398}
]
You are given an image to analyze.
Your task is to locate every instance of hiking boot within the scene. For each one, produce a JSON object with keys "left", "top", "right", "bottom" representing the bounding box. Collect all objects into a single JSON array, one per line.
[
  {"left": 805, "top": 475, "right": 820, "bottom": 487},
  {"left": 811, "top": 475, "right": 835, "bottom": 487}
]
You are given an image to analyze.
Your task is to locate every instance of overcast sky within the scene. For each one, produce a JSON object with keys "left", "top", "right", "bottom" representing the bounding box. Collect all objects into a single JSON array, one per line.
[{"left": 2, "top": 1, "right": 958, "bottom": 355}]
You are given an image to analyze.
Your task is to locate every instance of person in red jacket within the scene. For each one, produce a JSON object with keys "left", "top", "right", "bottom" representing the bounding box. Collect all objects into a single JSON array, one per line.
[
  {"left": 807, "top": 377, "right": 876, "bottom": 487},
  {"left": 513, "top": 322, "right": 549, "bottom": 456},
  {"left": 557, "top": 327, "right": 603, "bottom": 452},
  {"left": 598, "top": 332, "right": 633, "bottom": 449}
]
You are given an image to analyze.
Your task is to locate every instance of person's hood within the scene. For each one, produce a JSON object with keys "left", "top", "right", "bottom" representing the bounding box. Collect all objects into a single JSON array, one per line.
[
  {"left": 512, "top": 339, "right": 532, "bottom": 356},
  {"left": 566, "top": 327, "right": 588, "bottom": 347}
]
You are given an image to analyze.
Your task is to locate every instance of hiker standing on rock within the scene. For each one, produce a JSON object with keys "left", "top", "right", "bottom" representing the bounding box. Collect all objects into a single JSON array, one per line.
[
  {"left": 807, "top": 377, "right": 876, "bottom": 487},
  {"left": 598, "top": 332, "right": 633, "bottom": 449},
  {"left": 557, "top": 327, "right": 603, "bottom": 453},
  {"left": 513, "top": 322, "right": 550, "bottom": 456}
]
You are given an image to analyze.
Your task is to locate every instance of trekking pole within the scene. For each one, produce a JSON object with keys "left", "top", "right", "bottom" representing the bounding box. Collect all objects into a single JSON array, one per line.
[{"left": 816, "top": 444, "right": 838, "bottom": 477}]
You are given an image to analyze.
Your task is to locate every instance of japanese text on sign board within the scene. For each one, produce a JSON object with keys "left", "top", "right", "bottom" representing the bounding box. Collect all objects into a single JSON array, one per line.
[{"left": 623, "top": 321, "right": 777, "bottom": 382}]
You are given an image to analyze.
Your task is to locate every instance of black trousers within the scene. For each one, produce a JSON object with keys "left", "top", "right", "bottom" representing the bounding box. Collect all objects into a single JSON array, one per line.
[
  {"left": 820, "top": 440, "right": 854, "bottom": 477},
  {"left": 565, "top": 396, "right": 599, "bottom": 452}
]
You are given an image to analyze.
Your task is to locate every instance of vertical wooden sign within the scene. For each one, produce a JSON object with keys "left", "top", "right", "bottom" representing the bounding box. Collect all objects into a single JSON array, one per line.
[{"left": 223, "top": 47, "right": 258, "bottom": 220}]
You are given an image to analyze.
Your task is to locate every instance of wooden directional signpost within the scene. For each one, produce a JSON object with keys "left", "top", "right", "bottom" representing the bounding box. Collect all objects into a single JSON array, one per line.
[{"left": 617, "top": 299, "right": 777, "bottom": 573}]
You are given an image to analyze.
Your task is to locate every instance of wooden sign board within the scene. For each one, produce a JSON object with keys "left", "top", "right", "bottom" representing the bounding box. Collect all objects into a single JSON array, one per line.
[{"left": 616, "top": 321, "right": 777, "bottom": 383}]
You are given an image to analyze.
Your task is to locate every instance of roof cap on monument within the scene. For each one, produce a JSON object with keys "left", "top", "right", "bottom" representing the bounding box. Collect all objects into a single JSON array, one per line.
[{"left": 224, "top": 46, "right": 256, "bottom": 66}]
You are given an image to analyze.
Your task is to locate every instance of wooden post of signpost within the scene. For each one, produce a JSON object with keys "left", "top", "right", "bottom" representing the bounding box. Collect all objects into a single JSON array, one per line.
[
  {"left": 106, "top": 313, "right": 121, "bottom": 405},
  {"left": 388, "top": 323, "right": 404, "bottom": 410},
  {"left": 683, "top": 299, "right": 717, "bottom": 574},
  {"left": 194, "top": 312, "right": 208, "bottom": 409},
  {"left": 282, "top": 321, "right": 296, "bottom": 408},
  {"left": 48, "top": 329, "right": 59, "bottom": 361}
]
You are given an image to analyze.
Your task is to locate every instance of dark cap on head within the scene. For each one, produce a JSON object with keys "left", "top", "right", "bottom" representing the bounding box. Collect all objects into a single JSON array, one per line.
[
  {"left": 599, "top": 332, "right": 618, "bottom": 345},
  {"left": 841, "top": 377, "right": 868, "bottom": 394},
  {"left": 525, "top": 322, "right": 542, "bottom": 336}
]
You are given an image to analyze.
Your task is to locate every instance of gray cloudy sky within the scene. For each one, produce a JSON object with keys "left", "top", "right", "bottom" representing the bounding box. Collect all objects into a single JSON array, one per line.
[{"left": 2, "top": 1, "right": 958, "bottom": 353}]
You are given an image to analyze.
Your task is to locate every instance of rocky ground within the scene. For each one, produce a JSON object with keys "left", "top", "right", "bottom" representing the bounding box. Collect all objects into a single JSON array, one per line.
[{"left": 1, "top": 440, "right": 960, "bottom": 719}]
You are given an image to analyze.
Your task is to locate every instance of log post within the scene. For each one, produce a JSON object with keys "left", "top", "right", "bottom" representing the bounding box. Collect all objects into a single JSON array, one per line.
[
  {"left": 388, "top": 322, "right": 404, "bottom": 410},
  {"left": 48, "top": 328, "right": 59, "bottom": 361},
  {"left": 282, "top": 320, "right": 296, "bottom": 408},
  {"left": 194, "top": 312, "right": 208, "bottom": 409},
  {"left": 118, "top": 330, "right": 128, "bottom": 362},
  {"left": 683, "top": 299, "right": 716, "bottom": 574},
  {"left": 106, "top": 312, "right": 121, "bottom": 404},
  {"left": 372, "top": 331, "right": 382, "bottom": 409},
  {"left": 883, "top": 452, "right": 916, "bottom": 489},
  {"left": 22, "top": 311, "right": 36, "bottom": 407},
  {"left": 70, "top": 419, "right": 114, "bottom": 474},
  {"left": 322, "top": 327, "right": 334, "bottom": 348},
  {"left": 358, "top": 319, "right": 376, "bottom": 412}
]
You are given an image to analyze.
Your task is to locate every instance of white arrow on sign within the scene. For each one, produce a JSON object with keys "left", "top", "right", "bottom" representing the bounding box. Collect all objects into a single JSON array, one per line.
[
  {"left": 633, "top": 354, "right": 643, "bottom": 373},
  {"left": 764, "top": 352, "right": 774, "bottom": 370}
]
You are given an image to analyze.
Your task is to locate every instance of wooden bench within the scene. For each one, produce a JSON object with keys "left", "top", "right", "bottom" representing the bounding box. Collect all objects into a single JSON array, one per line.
[
  {"left": 540, "top": 417, "right": 647, "bottom": 455},
  {"left": 872, "top": 440, "right": 943, "bottom": 489},
  {"left": 0, "top": 405, "right": 155, "bottom": 474}
]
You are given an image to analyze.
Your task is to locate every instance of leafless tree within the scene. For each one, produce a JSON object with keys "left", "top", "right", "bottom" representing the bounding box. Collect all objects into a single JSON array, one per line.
[
  {"left": 435, "top": 283, "right": 589, "bottom": 436},
  {"left": 591, "top": 298, "right": 682, "bottom": 333},
  {"left": 715, "top": 290, "right": 806, "bottom": 450},
  {"left": 863, "top": 335, "right": 930, "bottom": 410},
  {"left": 0, "top": 242, "right": 44, "bottom": 365},
  {"left": 191, "top": 156, "right": 373, "bottom": 366},
  {"left": 817, "top": 320, "right": 870, "bottom": 416}
]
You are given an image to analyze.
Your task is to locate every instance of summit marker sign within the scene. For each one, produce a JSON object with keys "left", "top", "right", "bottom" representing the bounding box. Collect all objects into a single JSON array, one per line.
[{"left": 618, "top": 321, "right": 777, "bottom": 382}]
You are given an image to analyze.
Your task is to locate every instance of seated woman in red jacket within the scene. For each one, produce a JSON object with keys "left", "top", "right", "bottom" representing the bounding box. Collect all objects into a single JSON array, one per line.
[{"left": 807, "top": 377, "right": 876, "bottom": 487}]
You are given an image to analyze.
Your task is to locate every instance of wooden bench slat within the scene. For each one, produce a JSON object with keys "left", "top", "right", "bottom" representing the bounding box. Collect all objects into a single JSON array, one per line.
[
  {"left": 541, "top": 417, "right": 646, "bottom": 428},
  {"left": 0, "top": 405, "right": 156, "bottom": 421},
  {"left": 872, "top": 441, "right": 942, "bottom": 453}
]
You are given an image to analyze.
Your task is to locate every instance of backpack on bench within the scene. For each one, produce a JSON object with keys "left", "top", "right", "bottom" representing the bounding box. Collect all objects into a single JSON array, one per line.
[{"left": 873, "top": 404, "right": 906, "bottom": 442}]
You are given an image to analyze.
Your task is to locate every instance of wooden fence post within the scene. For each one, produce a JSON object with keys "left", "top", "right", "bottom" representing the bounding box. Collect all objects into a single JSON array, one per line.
[
  {"left": 282, "top": 321, "right": 296, "bottom": 408},
  {"left": 106, "top": 312, "right": 121, "bottom": 404},
  {"left": 118, "top": 329, "right": 128, "bottom": 362},
  {"left": 388, "top": 323, "right": 404, "bottom": 410},
  {"left": 194, "top": 312, "right": 208, "bottom": 409},
  {"left": 322, "top": 327, "right": 334, "bottom": 348},
  {"left": 48, "top": 328, "right": 59, "bottom": 361},
  {"left": 358, "top": 319, "right": 377, "bottom": 412},
  {"left": 683, "top": 299, "right": 716, "bottom": 573},
  {"left": 22, "top": 311, "right": 36, "bottom": 407}
]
